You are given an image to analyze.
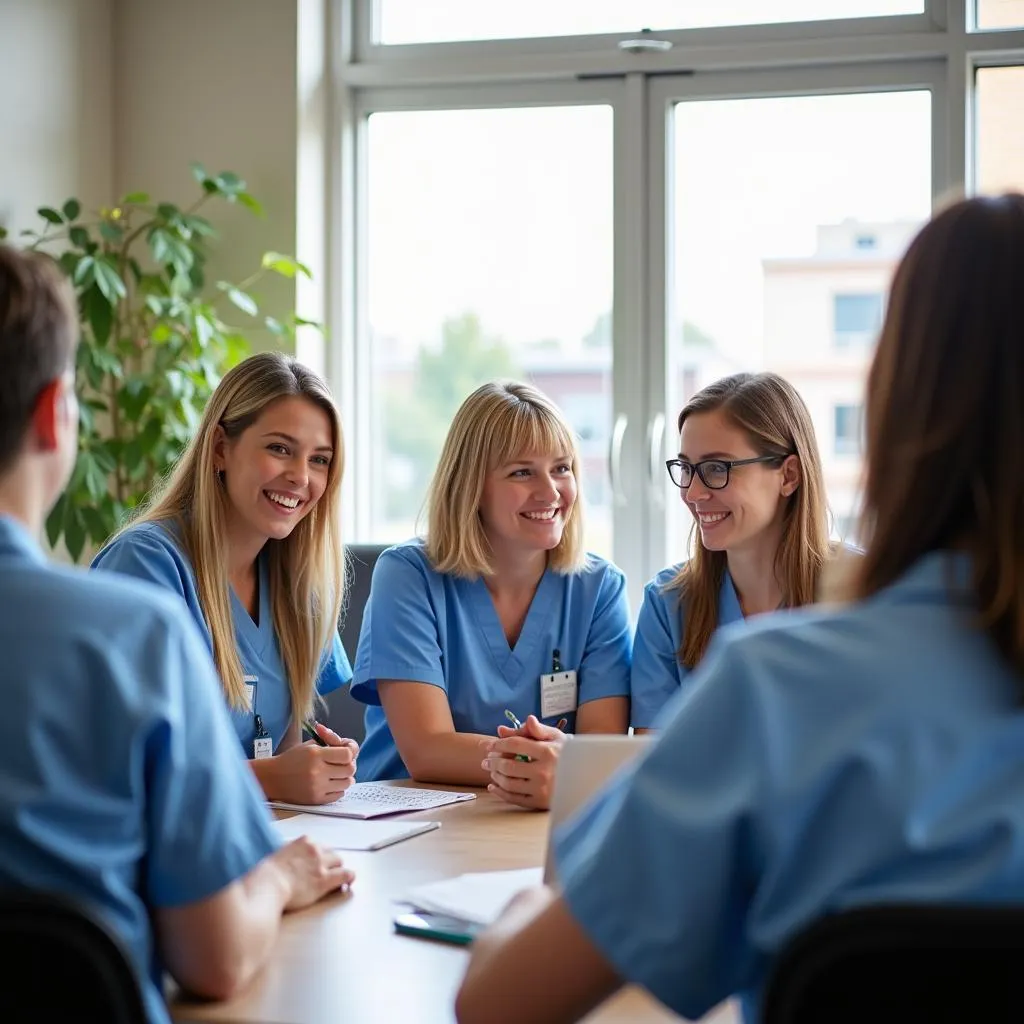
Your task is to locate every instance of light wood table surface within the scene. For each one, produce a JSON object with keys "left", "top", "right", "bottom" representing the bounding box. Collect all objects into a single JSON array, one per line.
[{"left": 171, "top": 782, "right": 737, "bottom": 1024}]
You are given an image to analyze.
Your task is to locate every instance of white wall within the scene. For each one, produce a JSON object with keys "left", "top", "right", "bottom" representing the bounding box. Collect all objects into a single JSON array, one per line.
[
  {"left": 0, "top": 0, "right": 113, "bottom": 237},
  {"left": 114, "top": 0, "right": 301, "bottom": 341}
]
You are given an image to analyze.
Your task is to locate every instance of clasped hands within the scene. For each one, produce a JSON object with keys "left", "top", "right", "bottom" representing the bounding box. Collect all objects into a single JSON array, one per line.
[{"left": 481, "top": 714, "right": 566, "bottom": 810}]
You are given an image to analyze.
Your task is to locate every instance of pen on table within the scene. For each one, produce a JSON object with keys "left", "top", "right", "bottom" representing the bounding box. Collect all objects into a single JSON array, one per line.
[
  {"left": 303, "top": 720, "right": 329, "bottom": 747},
  {"left": 503, "top": 709, "right": 531, "bottom": 762}
]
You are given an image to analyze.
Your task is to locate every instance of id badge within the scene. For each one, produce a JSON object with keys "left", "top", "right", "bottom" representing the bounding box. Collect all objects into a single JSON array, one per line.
[
  {"left": 243, "top": 674, "right": 258, "bottom": 712},
  {"left": 540, "top": 670, "right": 578, "bottom": 719},
  {"left": 253, "top": 735, "right": 273, "bottom": 759}
]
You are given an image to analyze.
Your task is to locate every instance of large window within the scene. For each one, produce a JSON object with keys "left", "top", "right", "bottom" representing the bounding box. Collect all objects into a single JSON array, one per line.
[
  {"left": 376, "top": 1, "right": 923, "bottom": 45},
  {"left": 366, "top": 105, "right": 613, "bottom": 554},
  {"left": 332, "top": 2, "right": 1024, "bottom": 607}
]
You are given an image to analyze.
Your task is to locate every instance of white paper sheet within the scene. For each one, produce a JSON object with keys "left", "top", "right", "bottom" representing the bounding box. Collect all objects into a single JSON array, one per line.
[
  {"left": 402, "top": 868, "right": 544, "bottom": 926},
  {"left": 274, "top": 813, "right": 440, "bottom": 851}
]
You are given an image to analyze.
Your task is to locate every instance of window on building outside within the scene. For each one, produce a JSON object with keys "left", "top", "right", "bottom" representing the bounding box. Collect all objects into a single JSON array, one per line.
[
  {"left": 834, "top": 403, "right": 864, "bottom": 455},
  {"left": 833, "top": 292, "right": 884, "bottom": 348}
]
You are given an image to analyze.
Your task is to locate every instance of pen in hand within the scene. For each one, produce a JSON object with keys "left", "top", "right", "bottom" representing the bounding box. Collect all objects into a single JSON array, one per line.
[
  {"left": 502, "top": 709, "right": 531, "bottom": 762},
  {"left": 303, "top": 720, "right": 329, "bottom": 747}
]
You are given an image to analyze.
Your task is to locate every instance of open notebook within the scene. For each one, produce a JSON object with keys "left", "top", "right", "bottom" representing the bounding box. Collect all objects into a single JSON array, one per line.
[{"left": 270, "top": 783, "right": 477, "bottom": 820}]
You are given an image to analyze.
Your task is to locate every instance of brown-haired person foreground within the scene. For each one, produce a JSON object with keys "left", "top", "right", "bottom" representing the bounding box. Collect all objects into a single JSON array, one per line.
[
  {"left": 457, "top": 194, "right": 1024, "bottom": 1024},
  {"left": 0, "top": 245, "right": 353, "bottom": 1023},
  {"left": 631, "top": 371, "right": 830, "bottom": 730}
]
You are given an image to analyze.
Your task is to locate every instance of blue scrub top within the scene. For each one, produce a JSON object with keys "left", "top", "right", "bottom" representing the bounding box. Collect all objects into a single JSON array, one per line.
[
  {"left": 630, "top": 565, "right": 743, "bottom": 729},
  {"left": 92, "top": 521, "right": 352, "bottom": 755},
  {"left": 351, "top": 539, "right": 632, "bottom": 781},
  {"left": 0, "top": 516, "right": 279, "bottom": 1024},
  {"left": 556, "top": 552, "right": 1024, "bottom": 1024}
]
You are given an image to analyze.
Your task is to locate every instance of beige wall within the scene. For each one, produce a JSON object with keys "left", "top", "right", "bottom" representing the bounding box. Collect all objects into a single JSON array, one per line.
[
  {"left": 0, "top": 0, "right": 114, "bottom": 236},
  {"left": 1, "top": 0, "right": 301, "bottom": 342},
  {"left": 114, "top": 0, "right": 301, "bottom": 341}
]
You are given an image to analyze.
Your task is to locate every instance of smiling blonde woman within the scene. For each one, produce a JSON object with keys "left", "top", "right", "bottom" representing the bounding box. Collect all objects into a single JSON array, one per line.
[{"left": 350, "top": 380, "right": 632, "bottom": 810}]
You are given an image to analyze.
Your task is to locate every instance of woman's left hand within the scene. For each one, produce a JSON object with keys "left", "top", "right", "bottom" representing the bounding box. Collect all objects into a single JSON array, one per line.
[{"left": 483, "top": 715, "right": 566, "bottom": 810}]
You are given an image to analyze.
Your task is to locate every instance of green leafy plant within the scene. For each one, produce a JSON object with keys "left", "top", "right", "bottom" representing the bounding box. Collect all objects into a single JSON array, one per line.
[{"left": 0, "top": 163, "right": 314, "bottom": 561}]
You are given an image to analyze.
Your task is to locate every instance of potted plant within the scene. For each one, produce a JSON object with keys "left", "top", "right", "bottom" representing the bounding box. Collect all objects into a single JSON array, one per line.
[{"left": 0, "top": 163, "right": 315, "bottom": 561}]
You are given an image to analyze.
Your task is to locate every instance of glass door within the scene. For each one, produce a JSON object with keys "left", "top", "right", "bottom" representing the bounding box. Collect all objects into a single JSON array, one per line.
[{"left": 647, "top": 67, "right": 939, "bottom": 575}]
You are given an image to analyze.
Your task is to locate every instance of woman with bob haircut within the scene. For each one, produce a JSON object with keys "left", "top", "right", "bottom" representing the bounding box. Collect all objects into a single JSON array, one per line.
[
  {"left": 351, "top": 380, "right": 631, "bottom": 810},
  {"left": 457, "top": 195, "right": 1024, "bottom": 1024},
  {"left": 93, "top": 351, "right": 359, "bottom": 805},
  {"left": 632, "top": 371, "right": 831, "bottom": 730}
]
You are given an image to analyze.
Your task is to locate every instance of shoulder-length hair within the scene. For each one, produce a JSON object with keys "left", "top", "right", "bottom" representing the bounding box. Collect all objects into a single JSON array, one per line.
[
  {"left": 425, "top": 380, "right": 586, "bottom": 579},
  {"left": 852, "top": 193, "right": 1024, "bottom": 682},
  {"left": 121, "top": 351, "right": 345, "bottom": 717},
  {"left": 670, "top": 371, "right": 831, "bottom": 668}
]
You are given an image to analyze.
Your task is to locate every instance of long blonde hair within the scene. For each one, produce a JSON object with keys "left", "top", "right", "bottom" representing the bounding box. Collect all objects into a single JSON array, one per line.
[
  {"left": 671, "top": 372, "right": 830, "bottom": 668},
  {"left": 122, "top": 352, "right": 345, "bottom": 716},
  {"left": 425, "top": 380, "right": 586, "bottom": 579},
  {"left": 853, "top": 195, "right": 1024, "bottom": 684}
]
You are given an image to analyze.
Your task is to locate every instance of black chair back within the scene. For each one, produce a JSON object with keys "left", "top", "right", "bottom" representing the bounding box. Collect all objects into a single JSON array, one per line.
[
  {"left": 323, "top": 543, "right": 390, "bottom": 743},
  {"left": 763, "top": 903, "right": 1024, "bottom": 1024},
  {"left": 0, "top": 890, "right": 148, "bottom": 1023}
]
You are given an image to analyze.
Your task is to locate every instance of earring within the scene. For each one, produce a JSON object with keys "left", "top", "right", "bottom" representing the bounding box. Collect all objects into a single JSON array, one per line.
[{"left": 216, "top": 469, "right": 225, "bottom": 484}]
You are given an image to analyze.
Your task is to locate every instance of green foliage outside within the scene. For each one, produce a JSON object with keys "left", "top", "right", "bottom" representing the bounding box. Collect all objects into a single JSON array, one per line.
[
  {"left": 384, "top": 312, "right": 519, "bottom": 517},
  {"left": 0, "top": 164, "right": 315, "bottom": 561}
]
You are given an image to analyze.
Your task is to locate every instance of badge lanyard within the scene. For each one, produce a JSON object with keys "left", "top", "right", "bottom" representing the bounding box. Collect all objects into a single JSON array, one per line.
[{"left": 245, "top": 675, "right": 272, "bottom": 759}]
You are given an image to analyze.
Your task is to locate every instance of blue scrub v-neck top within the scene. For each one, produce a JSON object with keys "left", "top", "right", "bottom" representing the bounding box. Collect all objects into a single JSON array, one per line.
[
  {"left": 92, "top": 521, "right": 352, "bottom": 755},
  {"left": 630, "top": 564, "right": 743, "bottom": 729},
  {"left": 556, "top": 552, "right": 1024, "bottom": 1023},
  {"left": 350, "top": 539, "right": 632, "bottom": 781}
]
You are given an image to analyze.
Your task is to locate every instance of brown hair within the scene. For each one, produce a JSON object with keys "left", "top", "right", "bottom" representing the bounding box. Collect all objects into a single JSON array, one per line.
[
  {"left": 0, "top": 246, "right": 77, "bottom": 473},
  {"left": 118, "top": 352, "right": 345, "bottom": 717},
  {"left": 425, "top": 380, "right": 586, "bottom": 578},
  {"left": 670, "top": 372, "right": 831, "bottom": 668},
  {"left": 853, "top": 193, "right": 1024, "bottom": 681}
]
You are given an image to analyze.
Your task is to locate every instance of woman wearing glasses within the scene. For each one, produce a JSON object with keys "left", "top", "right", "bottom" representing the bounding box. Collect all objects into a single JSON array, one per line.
[{"left": 631, "top": 372, "right": 831, "bottom": 730}]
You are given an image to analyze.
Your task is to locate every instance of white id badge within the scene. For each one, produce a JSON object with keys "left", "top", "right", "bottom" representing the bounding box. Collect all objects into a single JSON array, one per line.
[
  {"left": 540, "top": 670, "right": 578, "bottom": 719},
  {"left": 253, "top": 736, "right": 273, "bottom": 759}
]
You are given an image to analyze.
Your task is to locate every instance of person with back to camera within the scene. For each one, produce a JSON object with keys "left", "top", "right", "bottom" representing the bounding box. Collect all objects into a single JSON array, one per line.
[
  {"left": 351, "top": 380, "right": 632, "bottom": 811},
  {"left": 92, "top": 351, "right": 359, "bottom": 805},
  {"left": 632, "top": 371, "right": 831, "bottom": 731},
  {"left": 0, "top": 244, "right": 353, "bottom": 1024},
  {"left": 456, "top": 194, "right": 1024, "bottom": 1023}
]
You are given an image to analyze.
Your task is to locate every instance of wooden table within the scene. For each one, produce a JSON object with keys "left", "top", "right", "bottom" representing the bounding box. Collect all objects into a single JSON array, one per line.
[{"left": 172, "top": 784, "right": 738, "bottom": 1024}]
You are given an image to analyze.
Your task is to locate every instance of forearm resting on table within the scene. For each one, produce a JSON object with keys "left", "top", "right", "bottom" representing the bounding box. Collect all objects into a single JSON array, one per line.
[
  {"left": 155, "top": 854, "right": 292, "bottom": 1001},
  {"left": 400, "top": 729, "right": 494, "bottom": 787}
]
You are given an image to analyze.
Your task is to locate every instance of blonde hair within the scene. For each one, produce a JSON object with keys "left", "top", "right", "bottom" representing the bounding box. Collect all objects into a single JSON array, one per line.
[
  {"left": 425, "top": 380, "right": 586, "bottom": 579},
  {"left": 121, "top": 351, "right": 345, "bottom": 717},
  {"left": 670, "top": 372, "right": 831, "bottom": 668}
]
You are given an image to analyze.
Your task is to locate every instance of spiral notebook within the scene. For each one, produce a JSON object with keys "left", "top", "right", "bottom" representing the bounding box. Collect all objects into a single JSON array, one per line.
[{"left": 269, "top": 783, "right": 477, "bottom": 820}]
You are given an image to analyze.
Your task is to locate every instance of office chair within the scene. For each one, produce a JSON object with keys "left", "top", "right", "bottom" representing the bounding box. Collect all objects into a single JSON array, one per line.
[
  {"left": 762, "top": 903, "right": 1024, "bottom": 1024},
  {"left": 323, "top": 543, "right": 390, "bottom": 744},
  {"left": 0, "top": 890, "right": 147, "bottom": 1023}
]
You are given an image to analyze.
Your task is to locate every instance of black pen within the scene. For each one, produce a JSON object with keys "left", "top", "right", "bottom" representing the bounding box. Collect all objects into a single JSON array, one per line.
[{"left": 303, "top": 719, "right": 329, "bottom": 747}]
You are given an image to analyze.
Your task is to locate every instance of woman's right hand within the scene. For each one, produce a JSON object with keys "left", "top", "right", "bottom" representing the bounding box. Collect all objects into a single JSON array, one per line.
[
  {"left": 272, "top": 836, "right": 355, "bottom": 911},
  {"left": 264, "top": 732, "right": 358, "bottom": 804}
]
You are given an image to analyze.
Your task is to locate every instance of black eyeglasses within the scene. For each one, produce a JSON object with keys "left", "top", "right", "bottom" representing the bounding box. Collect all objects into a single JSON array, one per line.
[{"left": 665, "top": 454, "right": 789, "bottom": 490}]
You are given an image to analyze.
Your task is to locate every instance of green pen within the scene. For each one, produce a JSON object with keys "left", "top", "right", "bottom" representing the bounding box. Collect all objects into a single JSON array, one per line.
[{"left": 503, "top": 709, "right": 531, "bottom": 762}]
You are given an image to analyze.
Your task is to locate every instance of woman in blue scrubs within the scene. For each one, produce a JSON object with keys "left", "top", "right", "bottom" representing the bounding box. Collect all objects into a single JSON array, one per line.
[
  {"left": 352, "top": 380, "right": 631, "bottom": 810},
  {"left": 457, "top": 195, "right": 1024, "bottom": 1024},
  {"left": 631, "top": 371, "right": 831, "bottom": 730},
  {"left": 93, "top": 352, "right": 358, "bottom": 805}
]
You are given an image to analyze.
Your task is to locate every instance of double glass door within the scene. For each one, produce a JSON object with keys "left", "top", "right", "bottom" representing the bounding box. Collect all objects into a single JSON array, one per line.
[{"left": 358, "top": 67, "right": 936, "bottom": 607}]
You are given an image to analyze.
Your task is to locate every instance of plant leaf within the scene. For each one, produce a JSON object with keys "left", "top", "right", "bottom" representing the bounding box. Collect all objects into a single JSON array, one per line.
[
  {"left": 73, "top": 256, "right": 95, "bottom": 287},
  {"left": 63, "top": 198, "right": 81, "bottom": 221},
  {"left": 46, "top": 493, "right": 68, "bottom": 548},
  {"left": 63, "top": 505, "right": 86, "bottom": 562},
  {"left": 121, "top": 191, "right": 150, "bottom": 205},
  {"left": 93, "top": 258, "right": 127, "bottom": 303},
  {"left": 227, "top": 288, "right": 257, "bottom": 317},
  {"left": 189, "top": 162, "right": 208, "bottom": 184},
  {"left": 70, "top": 225, "right": 91, "bottom": 249},
  {"left": 86, "top": 287, "right": 113, "bottom": 347},
  {"left": 260, "top": 251, "right": 311, "bottom": 279},
  {"left": 99, "top": 221, "right": 124, "bottom": 243},
  {"left": 38, "top": 207, "right": 63, "bottom": 225}
]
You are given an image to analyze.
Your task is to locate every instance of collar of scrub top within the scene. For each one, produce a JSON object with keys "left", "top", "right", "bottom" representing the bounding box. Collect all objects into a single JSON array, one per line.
[{"left": 0, "top": 516, "right": 47, "bottom": 565}]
